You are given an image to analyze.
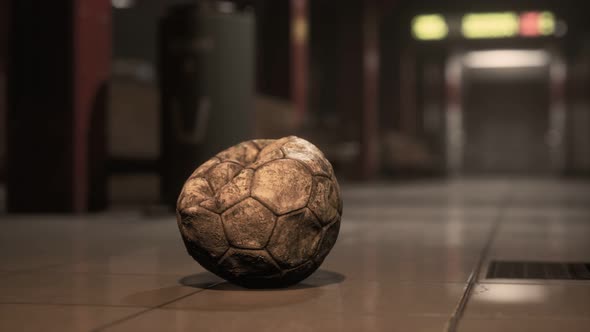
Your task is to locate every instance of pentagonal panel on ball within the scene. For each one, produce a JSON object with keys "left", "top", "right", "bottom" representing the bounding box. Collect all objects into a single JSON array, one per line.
[
  {"left": 267, "top": 208, "right": 322, "bottom": 269},
  {"left": 222, "top": 198, "right": 276, "bottom": 249},
  {"left": 177, "top": 206, "right": 229, "bottom": 259},
  {"left": 308, "top": 176, "right": 340, "bottom": 225},
  {"left": 251, "top": 159, "right": 313, "bottom": 215}
]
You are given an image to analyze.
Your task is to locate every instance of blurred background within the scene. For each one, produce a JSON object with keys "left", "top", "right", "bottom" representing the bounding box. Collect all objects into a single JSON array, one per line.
[{"left": 1, "top": 0, "right": 589, "bottom": 213}]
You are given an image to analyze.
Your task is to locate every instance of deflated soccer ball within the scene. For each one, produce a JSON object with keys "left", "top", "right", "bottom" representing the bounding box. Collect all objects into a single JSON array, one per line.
[{"left": 176, "top": 136, "right": 342, "bottom": 288}]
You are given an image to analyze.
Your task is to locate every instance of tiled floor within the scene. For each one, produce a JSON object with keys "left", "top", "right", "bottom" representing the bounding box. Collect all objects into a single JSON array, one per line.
[{"left": 0, "top": 178, "right": 589, "bottom": 331}]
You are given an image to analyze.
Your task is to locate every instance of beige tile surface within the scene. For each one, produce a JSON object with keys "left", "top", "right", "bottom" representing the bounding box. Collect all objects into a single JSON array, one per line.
[
  {"left": 1, "top": 179, "right": 589, "bottom": 332},
  {"left": 458, "top": 318, "right": 590, "bottom": 332},
  {"left": 321, "top": 221, "right": 487, "bottom": 283},
  {"left": 47, "top": 245, "right": 207, "bottom": 277},
  {"left": 166, "top": 277, "right": 466, "bottom": 316},
  {"left": 0, "top": 213, "right": 177, "bottom": 272},
  {"left": 0, "top": 271, "right": 211, "bottom": 307},
  {"left": 0, "top": 303, "right": 141, "bottom": 332},
  {"left": 464, "top": 283, "right": 590, "bottom": 318},
  {"left": 458, "top": 179, "right": 590, "bottom": 332},
  {"left": 102, "top": 308, "right": 449, "bottom": 332}
]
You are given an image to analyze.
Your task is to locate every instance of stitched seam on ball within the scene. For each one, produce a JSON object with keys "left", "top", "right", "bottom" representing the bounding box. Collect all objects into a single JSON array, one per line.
[
  {"left": 219, "top": 159, "right": 245, "bottom": 168},
  {"left": 306, "top": 208, "right": 323, "bottom": 229},
  {"left": 305, "top": 179, "right": 327, "bottom": 228},
  {"left": 263, "top": 213, "right": 279, "bottom": 250},
  {"left": 280, "top": 146, "right": 333, "bottom": 177},
  {"left": 250, "top": 195, "right": 278, "bottom": 217},
  {"left": 210, "top": 163, "right": 245, "bottom": 205},
  {"left": 227, "top": 242, "right": 267, "bottom": 251},
  {"left": 266, "top": 208, "right": 321, "bottom": 271},
  {"left": 250, "top": 139, "right": 272, "bottom": 151},
  {"left": 247, "top": 149, "right": 285, "bottom": 170},
  {"left": 278, "top": 139, "right": 290, "bottom": 150},
  {"left": 181, "top": 178, "right": 214, "bottom": 211},
  {"left": 199, "top": 178, "right": 215, "bottom": 198},
  {"left": 217, "top": 247, "right": 234, "bottom": 264},
  {"left": 285, "top": 259, "right": 314, "bottom": 273},
  {"left": 264, "top": 207, "right": 305, "bottom": 252},
  {"left": 218, "top": 213, "right": 233, "bottom": 248},
  {"left": 288, "top": 157, "right": 317, "bottom": 177},
  {"left": 188, "top": 157, "right": 221, "bottom": 181},
  {"left": 314, "top": 216, "right": 339, "bottom": 258},
  {"left": 265, "top": 248, "right": 283, "bottom": 269},
  {"left": 249, "top": 140, "right": 262, "bottom": 151},
  {"left": 267, "top": 158, "right": 315, "bottom": 215},
  {"left": 312, "top": 231, "right": 325, "bottom": 257},
  {"left": 314, "top": 173, "right": 333, "bottom": 180},
  {"left": 203, "top": 162, "right": 242, "bottom": 194},
  {"left": 249, "top": 139, "right": 284, "bottom": 166},
  {"left": 313, "top": 175, "right": 341, "bottom": 213},
  {"left": 325, "top": 217, "right": 340, "bottom": 230},
  {"left": 216, "top": 194, "right": 248, "bottom": 215},
  {"left": 195, "top": 203, "right": 217, "bottom": 215},
  {"left": 246, "top": 141, "right": 263, "bottom": 167},
  {"left": 216, "top": 246, "right": 232, "bottom": 264},
  {"left": 263, "top": 248, "right": 285, "bottom": 275},
  {"left": 210, "top": 168, "right": 254, "bottom": 214},
  {"left": 305, "top": 176, "right": 317, "bottom": 208}
]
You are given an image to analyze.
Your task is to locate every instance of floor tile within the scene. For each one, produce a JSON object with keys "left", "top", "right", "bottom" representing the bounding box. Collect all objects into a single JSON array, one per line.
[
  {"left": 0, "top": 271, "right": 216, "bottom": 307},
  {"left": 329, "top": 212, "right": 492, "bottom": 283},
  {"left": 47, "top": 245, "right": 207, "bottom": 277},
  {"left": 1, "top": 178, "right": 590, "bottom": 332},
  {"left": 0, "top": 303, "right": 141, "bottom": 332},
  {"left": 322, "top": 242, "right": 481, "bottom": 283},
  {"left": 458, "top": 317, "right": 590, "bottom": 332},
  {"left": 464, "top": 283, "right": 590, "bottom": 319},
  {"left": 0, "top": 213, "right": 179, "bottom": 272},
  {"left": 165, "top": 274, "right": 466, "bottom": 316},
  {"left": 102, "top": 308, "right": 449, "bottom": 332}
]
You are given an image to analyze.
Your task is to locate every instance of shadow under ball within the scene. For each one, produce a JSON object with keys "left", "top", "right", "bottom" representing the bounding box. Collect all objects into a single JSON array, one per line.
[{"left": 176, "top": 136, "right": 342, "bottom": 288}]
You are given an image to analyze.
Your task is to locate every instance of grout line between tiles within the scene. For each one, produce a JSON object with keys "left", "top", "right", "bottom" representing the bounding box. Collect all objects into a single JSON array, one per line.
[
  {"left": 444, "top": 184, "right": 514, "bottom": 332},
  {"left": 0, "top": 263, "right": 73, "bottom": 277},
  {"left": 29, "top": 270, "right": 211, "bottom": 278},
  {"left": 91, "top": 281, "right": 224, "bottom": 332},
  {"left": 0, "top": 301, "right": 151, "bottom": 309}
]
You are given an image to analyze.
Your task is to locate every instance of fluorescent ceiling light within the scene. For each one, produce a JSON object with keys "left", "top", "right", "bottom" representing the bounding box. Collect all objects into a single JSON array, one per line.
[
  {"left": 414, "top": 11, "right": 561, "bottom": 41},
  {"left": 463, "top": 50, "right": 550, "bottom": 68},
  {"left": 520, "top": 11, "right": 556, "bottom": 37},
  {"left": 412, "top": 14, "right": 448, "bottom": 41},
  {"left": 112, "top": 0, "right": 135, "bottom": 9},
  {"left": 538, "top": 11, "right": 556, "bottom": 35},
  {"left": 462, "top": 12, "right": 519, "bottom": 39}
]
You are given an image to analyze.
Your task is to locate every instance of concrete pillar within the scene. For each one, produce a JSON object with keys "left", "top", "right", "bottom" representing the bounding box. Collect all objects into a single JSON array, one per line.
[{"left": 7, "top": 0, "right": 110, "bottom": 212}]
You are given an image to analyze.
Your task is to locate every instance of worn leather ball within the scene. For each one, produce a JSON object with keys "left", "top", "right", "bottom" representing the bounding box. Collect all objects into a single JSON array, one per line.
[{"left": 176, "top": 136, "right": 342, "bottom": 288}]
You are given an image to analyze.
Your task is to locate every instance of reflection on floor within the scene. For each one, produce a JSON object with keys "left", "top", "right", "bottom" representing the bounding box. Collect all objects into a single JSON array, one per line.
[{"left": 1, "top": 178, "right": 589, "bottom": 332}]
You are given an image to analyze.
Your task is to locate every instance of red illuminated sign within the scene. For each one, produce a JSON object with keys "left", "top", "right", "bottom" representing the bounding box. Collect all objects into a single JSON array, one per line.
[{"left": 520, "top": 12, "right": 540, "bottom": 37}]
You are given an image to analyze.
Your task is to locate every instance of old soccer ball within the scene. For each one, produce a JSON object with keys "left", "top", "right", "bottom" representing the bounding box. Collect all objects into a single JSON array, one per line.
[{"left": 176, "top": 136, "right": 342, "bottom": 288}]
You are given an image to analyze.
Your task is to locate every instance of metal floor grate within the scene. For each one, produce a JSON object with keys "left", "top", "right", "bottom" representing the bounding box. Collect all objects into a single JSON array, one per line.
[{"left": 486, "top": 261, "right": 590, "bottom": 280}]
